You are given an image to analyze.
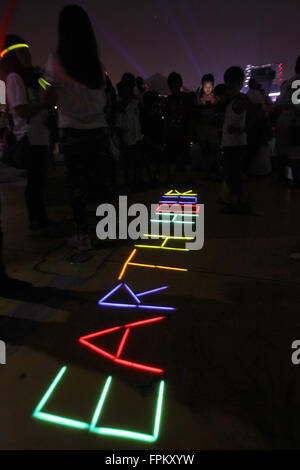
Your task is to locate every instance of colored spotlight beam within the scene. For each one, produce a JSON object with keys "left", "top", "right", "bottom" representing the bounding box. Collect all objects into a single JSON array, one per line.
[
  {"left": 88, "top": 11, "right": 147, "bottom": 78},
  {"left": 0, "top": 0, "right": 19, "bottom": 54},
  {"left": 158, "top": 0, "right": 202, "bottom": 78},
  {"left": 178, "top": 0, "right": 223, "bottom": 81}
]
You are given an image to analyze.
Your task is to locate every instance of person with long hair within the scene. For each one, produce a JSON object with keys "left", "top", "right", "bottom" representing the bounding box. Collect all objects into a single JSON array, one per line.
[
  {"left": 45, "top": 5, "right": 109, "bottom": 251},
  {"left": 194, "top": 73, "right": 220, "bottom": 179},
  {"left": 0, "top": 34, "right": 54, "bottom": 231},
  {"left": 163, "top": 72, "right": 194, "bottom": 184},
  {"left": 221, "top": 66, "right": 251, "bottom": 214}
]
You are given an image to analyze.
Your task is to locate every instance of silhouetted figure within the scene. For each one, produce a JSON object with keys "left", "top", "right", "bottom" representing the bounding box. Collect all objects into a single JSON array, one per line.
[
  {"left": 45, "top": 5, "right": 110, "bottom": 251},
  {"left": 141, "top": 90, "right": 165, "bottom": 184},
  {"left": 116, "top": 80, "right": 143, "bottom": 191},
  {"left": 122, "top": 73, "right": 136, "bottom": 93},
  {"left": 136, "top": 76, "right": 147, "bottom": 95},
  {"left": 245, "top": 78, "right": 273, "bottom": 175},
  {"left": 163, "top": 72, "right": 194, "bottom": 183},
  {"left": 221, "top": 66, "right": 251, "bottom": 214},
  {"left": 194, "top": 73, "right": 221, "bottom": 179},
  {"left": 0, "top": 34, "right": 54, "bottom": 231}
]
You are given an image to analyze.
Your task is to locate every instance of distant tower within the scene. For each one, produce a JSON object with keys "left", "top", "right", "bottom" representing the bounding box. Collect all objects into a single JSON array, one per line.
[{"left": 243, "top": 63, "right": 284, "bottom": 102}]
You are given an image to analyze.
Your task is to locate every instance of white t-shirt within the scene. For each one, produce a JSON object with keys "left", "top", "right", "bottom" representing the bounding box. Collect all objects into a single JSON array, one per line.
[
  {"left": 116, "top": 98, "right": 141, "bottom": 146},
  {"left": 45, "top": 53, "right": 107, "bottom": 130},
  {"left": 222, "top": 100, "right": 247, "bottom": 147},
  {"left": 6, "top": 72, "right": 50, "bottom": 145}
]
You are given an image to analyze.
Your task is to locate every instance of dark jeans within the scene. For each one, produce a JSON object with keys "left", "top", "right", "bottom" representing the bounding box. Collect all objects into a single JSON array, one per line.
[
  {"left": 25, "top": 145, "right": 48, "bottom": 225},
  {"left": 166, "top": 140, "right": 191, "bottom": 166},
  {"left": 143, "top": 143, "right": 166, "bottom": 180},
  {"left": 0, "top": 197, "right": 5, "bottom": 277},
  {"left": 223, "top": 146, "right": 246, "bottom": 196},
  {"left": 62, "top": 127, "right": 111, "bottom": 235},
  {"left": 123, "top": 142, "right": 143, "bottom": 187}
]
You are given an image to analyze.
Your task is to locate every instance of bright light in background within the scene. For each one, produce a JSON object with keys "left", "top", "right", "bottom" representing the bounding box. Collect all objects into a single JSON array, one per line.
[
  {"left": 177, "top": 0, "right": 223, "bottom": 82},
  {"left": 158, "top": 0, "right": 202, "bottom": 79},
  {"left": 0, "top": 0, "right": 19, "bottom": 53},
  {"left": 77, "top": 1, "right": 147, "bottom": 78}
]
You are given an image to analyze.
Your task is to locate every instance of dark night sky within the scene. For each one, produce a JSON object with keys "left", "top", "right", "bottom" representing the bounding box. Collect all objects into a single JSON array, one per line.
[{"left": 1, "top": 0, "right": 299, "bottom": 89}]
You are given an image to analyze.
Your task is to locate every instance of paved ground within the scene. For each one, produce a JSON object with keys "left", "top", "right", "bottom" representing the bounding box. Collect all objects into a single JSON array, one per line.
[{"left": 1, "top": 166, "right": 300, "bottom": 450}]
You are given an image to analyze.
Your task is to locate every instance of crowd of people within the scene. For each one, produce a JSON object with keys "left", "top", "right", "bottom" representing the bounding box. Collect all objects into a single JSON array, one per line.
[{"left": 0, "top": 4, "right": 300, "bottom": 292}]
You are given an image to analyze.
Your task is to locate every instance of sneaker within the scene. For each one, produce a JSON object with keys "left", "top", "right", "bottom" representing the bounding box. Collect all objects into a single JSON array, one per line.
[
  {"left": 0, "top": 275, "right": 32, "bottom": 295},
  {"left": 68, "top": 234, "right": 92, "bottom": 251}
]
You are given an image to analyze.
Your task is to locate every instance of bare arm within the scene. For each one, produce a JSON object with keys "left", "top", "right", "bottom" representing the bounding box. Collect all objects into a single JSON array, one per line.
[{"left": 14, "top": 86, "right": 57, "bottom": 120}]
